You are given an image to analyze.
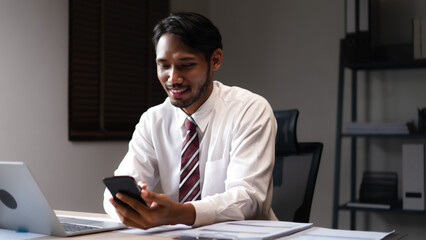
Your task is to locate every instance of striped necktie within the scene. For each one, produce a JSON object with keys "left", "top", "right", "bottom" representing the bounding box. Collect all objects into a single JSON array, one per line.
[{"left": 179, "top": 116, "right": 201, "bottom": 203}]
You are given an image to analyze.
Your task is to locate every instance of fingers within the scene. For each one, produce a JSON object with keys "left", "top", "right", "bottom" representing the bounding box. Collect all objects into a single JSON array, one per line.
[
  {"left": 110, "top": 190, "right": 176, "bottom": 229},
  {"left": 116, "top": 193, "right": 147, "bottom": 213},
  {"left": 137, "top": 180, "right": 148, "bottom": 190},
  {"left": 111, "top": 194, "right": 151, "bottom": 229},
  {"left": 141, "top": 189, "right": 162, "bottom": 205},
  {"left": 136, "top": 181, "right": 154, "bottom": 207}
]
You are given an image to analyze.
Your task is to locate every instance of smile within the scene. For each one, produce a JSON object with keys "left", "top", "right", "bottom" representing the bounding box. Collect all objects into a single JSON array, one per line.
[
  {"left": 170, "top": 88, "right": 186, "bottom": 93},
  {"left": 168, "top": 87, "right": 189, "bottom": 98}
]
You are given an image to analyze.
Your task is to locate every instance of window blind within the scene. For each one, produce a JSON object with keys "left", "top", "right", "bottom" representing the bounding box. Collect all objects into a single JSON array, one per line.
[{"left": 69, "top": 0, "right": 169, "bottom": 140}]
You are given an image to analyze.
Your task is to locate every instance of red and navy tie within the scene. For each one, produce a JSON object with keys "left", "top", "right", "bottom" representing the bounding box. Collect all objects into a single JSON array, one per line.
[{"left": 179, "top": 117, "right": 201, "bottom": 203}]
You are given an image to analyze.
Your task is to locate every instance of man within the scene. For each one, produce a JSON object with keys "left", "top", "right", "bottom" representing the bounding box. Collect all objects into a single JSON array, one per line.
[{"left": 103, "top": 12, "right": 277, "bottom": 229}]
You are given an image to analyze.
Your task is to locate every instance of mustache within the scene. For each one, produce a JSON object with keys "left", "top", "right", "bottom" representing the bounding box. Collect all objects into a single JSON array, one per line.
[{"left": 165, "top": 83, "right": 184, "bottom": 89}]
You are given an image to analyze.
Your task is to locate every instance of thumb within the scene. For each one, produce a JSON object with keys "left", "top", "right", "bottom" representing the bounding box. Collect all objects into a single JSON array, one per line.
[
  {"left": 141, "top": 189, "right": 159, "bottom": 207},
  {"left": 141, "top": 189, "right": 159, "bottom": 202},
  {"left": 141, "top": 189, "right": 170, "bottom": 208}
]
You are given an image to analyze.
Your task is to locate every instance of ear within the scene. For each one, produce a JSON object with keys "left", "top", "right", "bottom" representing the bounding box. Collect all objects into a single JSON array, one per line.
[{"left": 210, "top": 48, "right": 223, "bottom": 71}]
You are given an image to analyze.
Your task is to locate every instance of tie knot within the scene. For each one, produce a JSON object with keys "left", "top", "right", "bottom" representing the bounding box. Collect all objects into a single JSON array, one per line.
[{"left": 185, "top": 117, "right": 197, "bottom": 131}]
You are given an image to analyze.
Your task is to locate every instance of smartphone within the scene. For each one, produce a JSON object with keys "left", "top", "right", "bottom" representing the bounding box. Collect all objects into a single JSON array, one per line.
[{"left": 103, "top": 176, "right": 147, "bottom": 211}]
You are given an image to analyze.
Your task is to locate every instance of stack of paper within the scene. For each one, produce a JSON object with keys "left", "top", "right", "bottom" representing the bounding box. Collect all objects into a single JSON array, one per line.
[
  {"left": 285, "top": 227, "right": 395, "bottom": 240},
  {"left": 178, "top": 220, "right": 312, "bottom": 240},
  {"left": 117, "top": 220, "right": 395, "bottom": 240}
]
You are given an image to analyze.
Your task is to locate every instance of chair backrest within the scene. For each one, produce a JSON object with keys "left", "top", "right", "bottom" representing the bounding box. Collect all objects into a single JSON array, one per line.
[
  {"left": 274, "top": 109, "right": 299, "bottom": 156},
  {"left": 272, "top": 110, "right": 323, "bottom": 223}
]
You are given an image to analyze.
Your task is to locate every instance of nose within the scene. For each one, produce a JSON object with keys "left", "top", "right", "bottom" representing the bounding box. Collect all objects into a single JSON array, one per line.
[{"left": 167, "top": 67, "right": 183, "bottom": 85}]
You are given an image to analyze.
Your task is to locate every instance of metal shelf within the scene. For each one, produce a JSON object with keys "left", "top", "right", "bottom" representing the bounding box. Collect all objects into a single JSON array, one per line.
[
  {"left": 345, "top": 58, "right": 426, "bottom": 70},
  {"left": 339, "top": 204, "right": 426, "bottom": 215},
  {"left": 341, "top": 133, "right": 426, "bottom": 138},
  {"left": 332, "top": 39, "right": 426, "bottom": 230}
]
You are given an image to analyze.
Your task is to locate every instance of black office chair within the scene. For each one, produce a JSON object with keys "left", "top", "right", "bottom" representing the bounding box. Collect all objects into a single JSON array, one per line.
[{"left": 272, "top": 109, "right": 323, "bottom": 223}]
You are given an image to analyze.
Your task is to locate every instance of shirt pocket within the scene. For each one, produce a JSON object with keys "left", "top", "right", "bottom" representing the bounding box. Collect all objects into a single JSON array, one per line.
[{"left": 202, "top": 159, "right": 228, "bottom": 196}]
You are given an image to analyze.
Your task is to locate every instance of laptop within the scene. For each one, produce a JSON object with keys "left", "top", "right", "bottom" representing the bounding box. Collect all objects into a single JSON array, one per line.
[{"left": 0, "top": 161, "right": 127, "bottom": 237}]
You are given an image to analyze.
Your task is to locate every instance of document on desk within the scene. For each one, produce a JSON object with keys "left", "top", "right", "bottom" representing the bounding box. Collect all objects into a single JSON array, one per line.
[
  {"left": 281, "top": 227, "right": 395, "bottom": 240},
  {"left": 120, "top": 224, "right": 192, "bottom": 236},
  {"left": 179, "top": 220, "right": 313, "bottom": 240}
]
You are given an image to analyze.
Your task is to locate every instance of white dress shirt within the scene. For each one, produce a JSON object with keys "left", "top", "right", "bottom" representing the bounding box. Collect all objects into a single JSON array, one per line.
[{"left": 104, "top": 81, "right": 277, "bottom": 226}]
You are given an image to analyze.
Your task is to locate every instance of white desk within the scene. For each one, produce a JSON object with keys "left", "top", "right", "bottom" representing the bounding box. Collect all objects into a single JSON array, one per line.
[
  {"left": 35, "top": 210, "right": 167, "bottom": 240},
  {"left": 5, "top": 210, "right": 405, "bottom": 240}
]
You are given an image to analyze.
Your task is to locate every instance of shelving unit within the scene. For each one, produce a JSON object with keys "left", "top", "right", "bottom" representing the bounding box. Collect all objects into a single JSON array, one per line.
[{"left": 332, "top": 39, "right": 426, "bottom": 229}]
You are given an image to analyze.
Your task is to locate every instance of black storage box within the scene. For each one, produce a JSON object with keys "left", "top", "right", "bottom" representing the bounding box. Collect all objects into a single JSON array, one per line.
[{"left": 359, "top": 171, "right": 398, "bottom": 207}]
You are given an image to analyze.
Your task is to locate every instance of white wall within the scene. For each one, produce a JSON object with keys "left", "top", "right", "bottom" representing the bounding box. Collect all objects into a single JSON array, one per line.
[
  {"left": 1, "top": 0, "right": 425, "bottom": 238},
  {"left": 0, "top": 0, "right": 128, "bottom": 213}
]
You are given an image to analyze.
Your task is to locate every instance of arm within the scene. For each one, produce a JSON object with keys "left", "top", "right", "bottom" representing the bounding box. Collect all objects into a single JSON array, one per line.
[
  {"left": 104, "top": 106, "right": 197, "bottom": 228},
  {"left": 103, "top": 111, "right": 160, "bottom": 219}
]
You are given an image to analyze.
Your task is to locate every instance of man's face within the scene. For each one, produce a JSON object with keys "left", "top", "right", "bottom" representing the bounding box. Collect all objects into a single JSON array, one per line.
[{"left": 155, "top": 34, "right": 214, "bottom": 115}]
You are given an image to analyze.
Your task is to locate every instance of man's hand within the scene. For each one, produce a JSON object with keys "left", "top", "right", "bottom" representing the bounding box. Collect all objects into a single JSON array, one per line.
[{"left": 109, "top": 188, "right": 196, "bottom": 229}]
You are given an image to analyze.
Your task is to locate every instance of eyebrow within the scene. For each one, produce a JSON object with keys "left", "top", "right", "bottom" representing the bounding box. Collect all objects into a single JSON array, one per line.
[{"left": 156, "top": 57, "right": 197, "bottom": 62}]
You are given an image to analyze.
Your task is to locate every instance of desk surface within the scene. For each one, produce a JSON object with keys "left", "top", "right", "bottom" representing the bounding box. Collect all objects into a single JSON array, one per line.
[
  {"left": 29, "top": 211, "right": 404, "bottom": 240},
  {"left": 36, "top": 211, "right": 166, "bottom": 240}
]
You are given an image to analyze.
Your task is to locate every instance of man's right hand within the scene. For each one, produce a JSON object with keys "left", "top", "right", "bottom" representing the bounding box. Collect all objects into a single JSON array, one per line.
[{"left": 109, "top": 188, "right": 196, "bottom": 229}]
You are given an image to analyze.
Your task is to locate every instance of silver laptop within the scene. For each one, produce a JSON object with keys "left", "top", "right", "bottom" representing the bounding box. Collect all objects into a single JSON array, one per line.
[{"left": 0, "top": 161, "right": 127, "bottom": 237}]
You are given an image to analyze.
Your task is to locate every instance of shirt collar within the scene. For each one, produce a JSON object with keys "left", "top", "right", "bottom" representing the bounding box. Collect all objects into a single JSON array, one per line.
[{"left": 175, "top": 81, "right": 218, "bottom": 134}]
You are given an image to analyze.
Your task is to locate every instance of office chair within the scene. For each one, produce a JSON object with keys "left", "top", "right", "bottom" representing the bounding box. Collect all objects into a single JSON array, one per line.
[{"left": 272, "top": 109, "right": 323, "bottom": 223}]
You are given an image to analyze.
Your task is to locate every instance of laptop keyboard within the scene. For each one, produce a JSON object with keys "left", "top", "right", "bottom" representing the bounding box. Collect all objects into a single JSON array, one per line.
[{"left": 62, "top": 222, "right": 101, "bottom": 233}]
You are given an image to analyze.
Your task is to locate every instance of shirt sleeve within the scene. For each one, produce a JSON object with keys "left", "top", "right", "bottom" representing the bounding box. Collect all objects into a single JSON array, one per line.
[
  {"left": 103, "top": 187, "right": 119, "bottom": 219},
  {"left": 102, "top": 111, "right": 160, "bottom": 218},
  {"left": 191, "top": 96, "right": 277, "bottom": 226}
]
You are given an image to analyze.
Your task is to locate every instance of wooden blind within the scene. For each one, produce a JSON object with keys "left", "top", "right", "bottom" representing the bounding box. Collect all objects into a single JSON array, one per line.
[{"left": 69, "top": 0, "right": 169, "bottom": 140}]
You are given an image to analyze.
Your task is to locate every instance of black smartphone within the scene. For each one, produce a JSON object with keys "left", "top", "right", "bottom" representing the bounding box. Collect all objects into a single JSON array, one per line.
[{"left": 103, "top": 176, "right": 147, "bottom": 211}]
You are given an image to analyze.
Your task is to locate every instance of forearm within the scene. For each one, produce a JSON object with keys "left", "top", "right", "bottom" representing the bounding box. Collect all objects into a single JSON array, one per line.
[
  {"left": 141, "top": 191, "right": 196, "bottom": 226},
  {"left": 191, "top": 185, "right": 262, "bottom": 226},
  {"left": 168, "top": 202, "right": 196, "bottom": 226}
]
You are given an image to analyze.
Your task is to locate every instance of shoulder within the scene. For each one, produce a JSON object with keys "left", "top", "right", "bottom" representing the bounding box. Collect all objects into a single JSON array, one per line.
[
  {"left": 136, "top": 98, "right": 175, "bottom": 127},
  {"left": 214, "top": 81, "right": 271, "bottom": 111},
  {"left": 212, "top": 81, "right": 275, "bottom": 131},
  {"left": 212, "top": 82, "right": 276, "bottom": 139}
]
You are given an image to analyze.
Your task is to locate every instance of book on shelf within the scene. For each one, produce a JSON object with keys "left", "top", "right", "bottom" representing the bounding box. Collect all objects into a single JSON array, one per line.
[
  {"left": 344, "top": 122, "right": 409, "bottom": 134},
  {"left": 413, "top": 18, "right": 426, "bottom": 59}
]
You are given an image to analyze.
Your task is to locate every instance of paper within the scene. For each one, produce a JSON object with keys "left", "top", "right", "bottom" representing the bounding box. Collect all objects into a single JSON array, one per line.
[
  {"left": 119, "top": 224, "right": 192, "bottom": 236},
  {"left": 280, "top": 227, "right": 394, "bottom": 240},
  {"left": 179, "top": 220, "right": 313, "bottom": 240},
  {"left": 0, "top": 228, "right": 46, "bottom": 240}
]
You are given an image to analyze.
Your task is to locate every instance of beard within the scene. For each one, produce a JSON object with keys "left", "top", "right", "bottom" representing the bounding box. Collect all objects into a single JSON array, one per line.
[{"left": 167, "top": 65, "right": 212, "bottom": 109}]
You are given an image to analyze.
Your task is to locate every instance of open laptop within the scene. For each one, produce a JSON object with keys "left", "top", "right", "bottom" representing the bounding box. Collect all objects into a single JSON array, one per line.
[{"left": 0, "top": 161, "right": 127, "bottom": 237}]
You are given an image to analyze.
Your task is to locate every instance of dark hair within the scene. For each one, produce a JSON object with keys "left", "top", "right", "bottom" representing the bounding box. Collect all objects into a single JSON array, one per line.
[{"left": 153, "top": 12, "right": 222, "bottom": 61}]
